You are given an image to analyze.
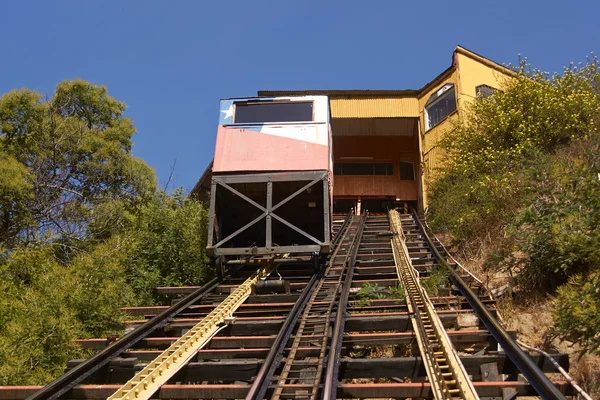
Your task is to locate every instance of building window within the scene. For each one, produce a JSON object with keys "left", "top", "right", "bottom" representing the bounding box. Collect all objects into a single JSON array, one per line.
[
  {"left": 234, "top": 101, "right": 313, "bottom": 123},
  {"left": 334, "top": 163, "right": 393, "bottom": 176},
  {"left": 399, "top": 161, "right": 415, "bottom": 180},
  {"left": 425, "top": 83, "right": 456, "bottom": 130},
  {"left": 476, "top": 84, "right": 497, "bottom": 98}
]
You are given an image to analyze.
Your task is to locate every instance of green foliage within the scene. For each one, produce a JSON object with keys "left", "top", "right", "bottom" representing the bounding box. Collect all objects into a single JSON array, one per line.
[
  {"left": 0, "top": 79, "right": 155, "bottom": 249},
  {"left": 422, "top": 267, "right": 449, "bottom": 297},
  {"left": 511, "top": 139, "right": 600, "bottom": 290},
  {"left": 441, "top": 59, "right": 599, "bottom": 175},
  {"left": 0, "top": 246, "right": 83, "bottom": 385},
  {"left": 0, "top": 80, "right": 213, "bottom": 385},
  {"left": 356, "top": 282, "right": 405, "bottom": 307},
  {"left": 429, "top": 58, "right": 600, "bottom": 243},
  {"left": 124, "top": 189, "right": 212, "bottom": 304},
  {"left": 0, "top": 239, "right": 142, "bottom": 384},
  {"left": 69, "top": 236, "right": 137, "bottom": 336},
  {"left": 0, "top": 151, "right": 34, "bottom": 245},
  {"left": 356, "top": 282, "right": 384, "bottom": 306},
  {"left": 428, "top": 169, "right": 523, "bottom": 241},
  {"left": 0, "top": 190, "right": 212, "bottom": 384},
  {"left": 387, "top": 283, "right": 406, "bottom": 299},
  {"left": 428, "top": 56, "right": 600, "bottom": 354},
  {"left": 552, "top": 271, "right": 600, "bottom": 354},
  {"left": 88, "top": 199, "right": 135, "bottom": 241}
]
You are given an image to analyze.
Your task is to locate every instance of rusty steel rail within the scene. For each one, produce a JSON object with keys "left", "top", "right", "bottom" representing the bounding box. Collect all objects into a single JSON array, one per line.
[
  {"left": 410, "top": 210, "right": 567, "bottom": 400},
  {"left": 246, "top": 211, "right": 354, "bottom": 400},
  {"left": 322, "top": 211, "right": 366, "bottom": 400},
  {"left": 268, "top": 214, "right": 365, "bottom": 400},
  {"left": 17, "top": 208, "right": 573, "bottom": 400},
  {"left": 331, "top": 209, "right": 353, "bottom": 248},
  {"left": 244, "top": 274, "right": 320, "bottom": 400}
]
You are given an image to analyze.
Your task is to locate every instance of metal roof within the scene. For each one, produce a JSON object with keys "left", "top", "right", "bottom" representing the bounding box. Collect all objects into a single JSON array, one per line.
[
  {"left": 257, "top": 45, "right": 514, "bottom": 100},
  {"left": 257, "top": 89, "right": 419, "bottom": 97}
]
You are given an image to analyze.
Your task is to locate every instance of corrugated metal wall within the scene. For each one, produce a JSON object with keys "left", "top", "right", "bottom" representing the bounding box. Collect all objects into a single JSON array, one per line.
[
  {"left": 330, "top": 98, "right": 419, "bottom": 118},
  {"left": 331, "top": 118, "right": 416, "bottom": 136}
]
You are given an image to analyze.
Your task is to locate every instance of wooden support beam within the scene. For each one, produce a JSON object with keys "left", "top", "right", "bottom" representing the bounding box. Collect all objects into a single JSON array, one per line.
[
  {"left": 156, "top": 281, "right": 309, "bottom": 295},
  {"left": 67, "top": 354, "right": 569, "bottom": 384},
  {"left": 98, "top": 310, "right": 500, "bottom": 346},
  {"left": 125, "top": 309, "right": 484, "bottom": 337},
  {"left": 76, "top": 329, "right": 513, "bottom": 351}
]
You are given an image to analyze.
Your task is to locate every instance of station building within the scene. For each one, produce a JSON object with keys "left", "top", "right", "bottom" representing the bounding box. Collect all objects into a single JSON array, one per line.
[{"left": 192, "top": 46, "right": 515, "bottom": 212}]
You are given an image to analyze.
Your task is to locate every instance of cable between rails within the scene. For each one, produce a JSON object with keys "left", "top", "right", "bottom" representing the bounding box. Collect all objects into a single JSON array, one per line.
[{"left": 517, "top": 341, "right": 593, "bottom": 400}]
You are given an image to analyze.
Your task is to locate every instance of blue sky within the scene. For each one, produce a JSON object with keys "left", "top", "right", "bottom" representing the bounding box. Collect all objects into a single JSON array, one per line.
[{"left": 1, "top": 1, "right": 598, "bottom": 191}]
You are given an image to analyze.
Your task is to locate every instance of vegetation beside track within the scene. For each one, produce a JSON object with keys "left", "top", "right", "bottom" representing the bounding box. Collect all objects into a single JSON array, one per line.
[
  {"left": 0, "top": 81, "right": 211, "bottom": 385},
  {"left": 427, "top": 56, "right": 600, "bottom": 358}
]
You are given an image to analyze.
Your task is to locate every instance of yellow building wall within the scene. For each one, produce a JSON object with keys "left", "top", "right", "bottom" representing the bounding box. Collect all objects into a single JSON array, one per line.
[
  {"left": 330, "top": 97, "right": 419, "bottom": 118},
  {"left": 322, "top": 48, "right": 517, "bottom": 209},
  {"left": 455, "top": 49, "right": 515, "bottom": 111},
  {"left": 417, "top": 69, "right": 459, "bottom": 207},
  {"left": 417, "top": 50, "right": 515, "bottom": 208}
]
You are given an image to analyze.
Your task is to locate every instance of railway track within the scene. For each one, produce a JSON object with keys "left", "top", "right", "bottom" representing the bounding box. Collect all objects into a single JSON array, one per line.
[
  {"left": 6, "top": 210, "right": 576, "bottom": 400},
  {"left": 247, "top": 212, "right": 366, "bottom": 400},
  {"left": 390, "top": 210, "right": 478, "bottom": 400}
]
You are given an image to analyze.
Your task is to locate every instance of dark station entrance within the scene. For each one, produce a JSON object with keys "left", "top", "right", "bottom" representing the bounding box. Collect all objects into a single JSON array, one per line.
[{"left": 331, "top": 116, "right": 422, "bottom": 213}]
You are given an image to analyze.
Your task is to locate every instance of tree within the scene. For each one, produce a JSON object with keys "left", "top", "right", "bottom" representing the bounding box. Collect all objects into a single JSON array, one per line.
[
  {"left": 0, "top": 80, "right": 155, "bottom": 248},
  {"left": 124, "top": 189, "right": 212, "bottom": 304},
  {"left": 0, "top": 80, "right": 213, "bottom": 385},
  {"left": 0, "top": 246, "right": 84, "bottom": 385},
  {"left": 0, "top": 190, "right": 213, "bottom": 385},
  {"left": 0, "top": 151, "right": 33, "bottom": 245}
]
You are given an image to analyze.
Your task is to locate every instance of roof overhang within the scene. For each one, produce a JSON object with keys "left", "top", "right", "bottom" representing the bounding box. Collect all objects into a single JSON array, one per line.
[{"left": 258, "top": 45, "right": 516, "bottom": 100}]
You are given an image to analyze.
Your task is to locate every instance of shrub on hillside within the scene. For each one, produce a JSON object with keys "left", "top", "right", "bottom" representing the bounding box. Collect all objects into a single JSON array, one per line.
[
  {"left": 511, "top": 138, "right": 600, "bottom": 291},
  {"left": 428, "top": 56, "right": 600, "bottom": 355},
  {"left": 552, "top": 271, "right": 600, "bottom": 354},
  {"left": 0, "top": 78, "right": 213, "bottom": 385}
]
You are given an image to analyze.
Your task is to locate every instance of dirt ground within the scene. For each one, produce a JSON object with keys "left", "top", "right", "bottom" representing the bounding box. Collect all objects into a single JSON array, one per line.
[{"left": 505, "top": 300, "right": 600, "bottom": 398}]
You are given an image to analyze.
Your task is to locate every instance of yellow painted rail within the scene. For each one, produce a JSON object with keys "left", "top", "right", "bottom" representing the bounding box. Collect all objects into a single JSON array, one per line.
[
  {"left": 107, "top": 261, "right": 277, "bottom": 400},
  {"left": 390, "top": 210, "right": 479, "bottom": 400}
]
